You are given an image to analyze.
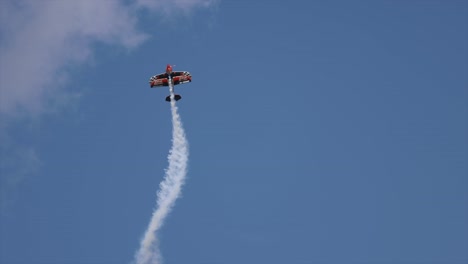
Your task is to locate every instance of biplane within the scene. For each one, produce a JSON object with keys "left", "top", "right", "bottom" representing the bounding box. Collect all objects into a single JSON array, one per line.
[{"left": 149, "top": 64, "right": 192, "bottom": 102}]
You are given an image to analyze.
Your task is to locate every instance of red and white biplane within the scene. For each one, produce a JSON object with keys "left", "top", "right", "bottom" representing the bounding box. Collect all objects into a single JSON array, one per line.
[{"left": 149, "top": 64, "right": 192, "bottom": 102}]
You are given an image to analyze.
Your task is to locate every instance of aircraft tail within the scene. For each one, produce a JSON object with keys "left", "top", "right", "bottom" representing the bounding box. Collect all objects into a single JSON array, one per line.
[{"left": 165, "top": 94, "right": 181, "bottom": 102}]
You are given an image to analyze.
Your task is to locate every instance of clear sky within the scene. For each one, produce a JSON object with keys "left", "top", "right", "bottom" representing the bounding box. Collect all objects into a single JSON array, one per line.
[{"left": 1, "top": 0, "right": 467, "bottom": 264}]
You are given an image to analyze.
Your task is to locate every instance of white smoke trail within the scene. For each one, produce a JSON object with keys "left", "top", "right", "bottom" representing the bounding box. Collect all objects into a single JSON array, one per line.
[{"left": 134, "top": 86, "right": 189, "bottom": 264}]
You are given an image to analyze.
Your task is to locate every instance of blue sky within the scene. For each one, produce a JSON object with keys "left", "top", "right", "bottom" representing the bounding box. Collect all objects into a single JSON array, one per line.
[{"left": 1, "top": 0, "right": 467, "bottom": 263}]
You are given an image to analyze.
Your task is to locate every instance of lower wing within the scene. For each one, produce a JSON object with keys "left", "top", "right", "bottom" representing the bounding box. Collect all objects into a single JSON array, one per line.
[{"left": 150, "top": 78, "right": 169, "bottom": 88}]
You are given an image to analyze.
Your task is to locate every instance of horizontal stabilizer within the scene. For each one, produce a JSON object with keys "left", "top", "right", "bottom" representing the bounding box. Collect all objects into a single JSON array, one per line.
[{"left": 166, "top": 94, "right": 182, "bottom": 102}]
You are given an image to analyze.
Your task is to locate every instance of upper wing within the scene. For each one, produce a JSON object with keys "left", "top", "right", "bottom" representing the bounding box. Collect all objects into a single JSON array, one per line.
[
  {"left": 171, "top": 71, "right": 192, "bottom": 85},
  {"left": 149, "top": 72, "right": 169, "bottom": 88},
  {"left": 149, "top": 71, "right": 192, "bottom": 87}
]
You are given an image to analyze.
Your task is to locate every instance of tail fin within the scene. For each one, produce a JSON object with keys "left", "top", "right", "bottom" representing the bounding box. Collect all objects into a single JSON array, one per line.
[{"left": 165, "top": 94, "right": 181, "bottom": 102}]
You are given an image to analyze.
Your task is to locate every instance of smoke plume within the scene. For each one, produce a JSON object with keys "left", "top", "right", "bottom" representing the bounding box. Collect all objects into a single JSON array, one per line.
[{"left": 134, "top": 90, "right": 189, "bottom": 264}]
